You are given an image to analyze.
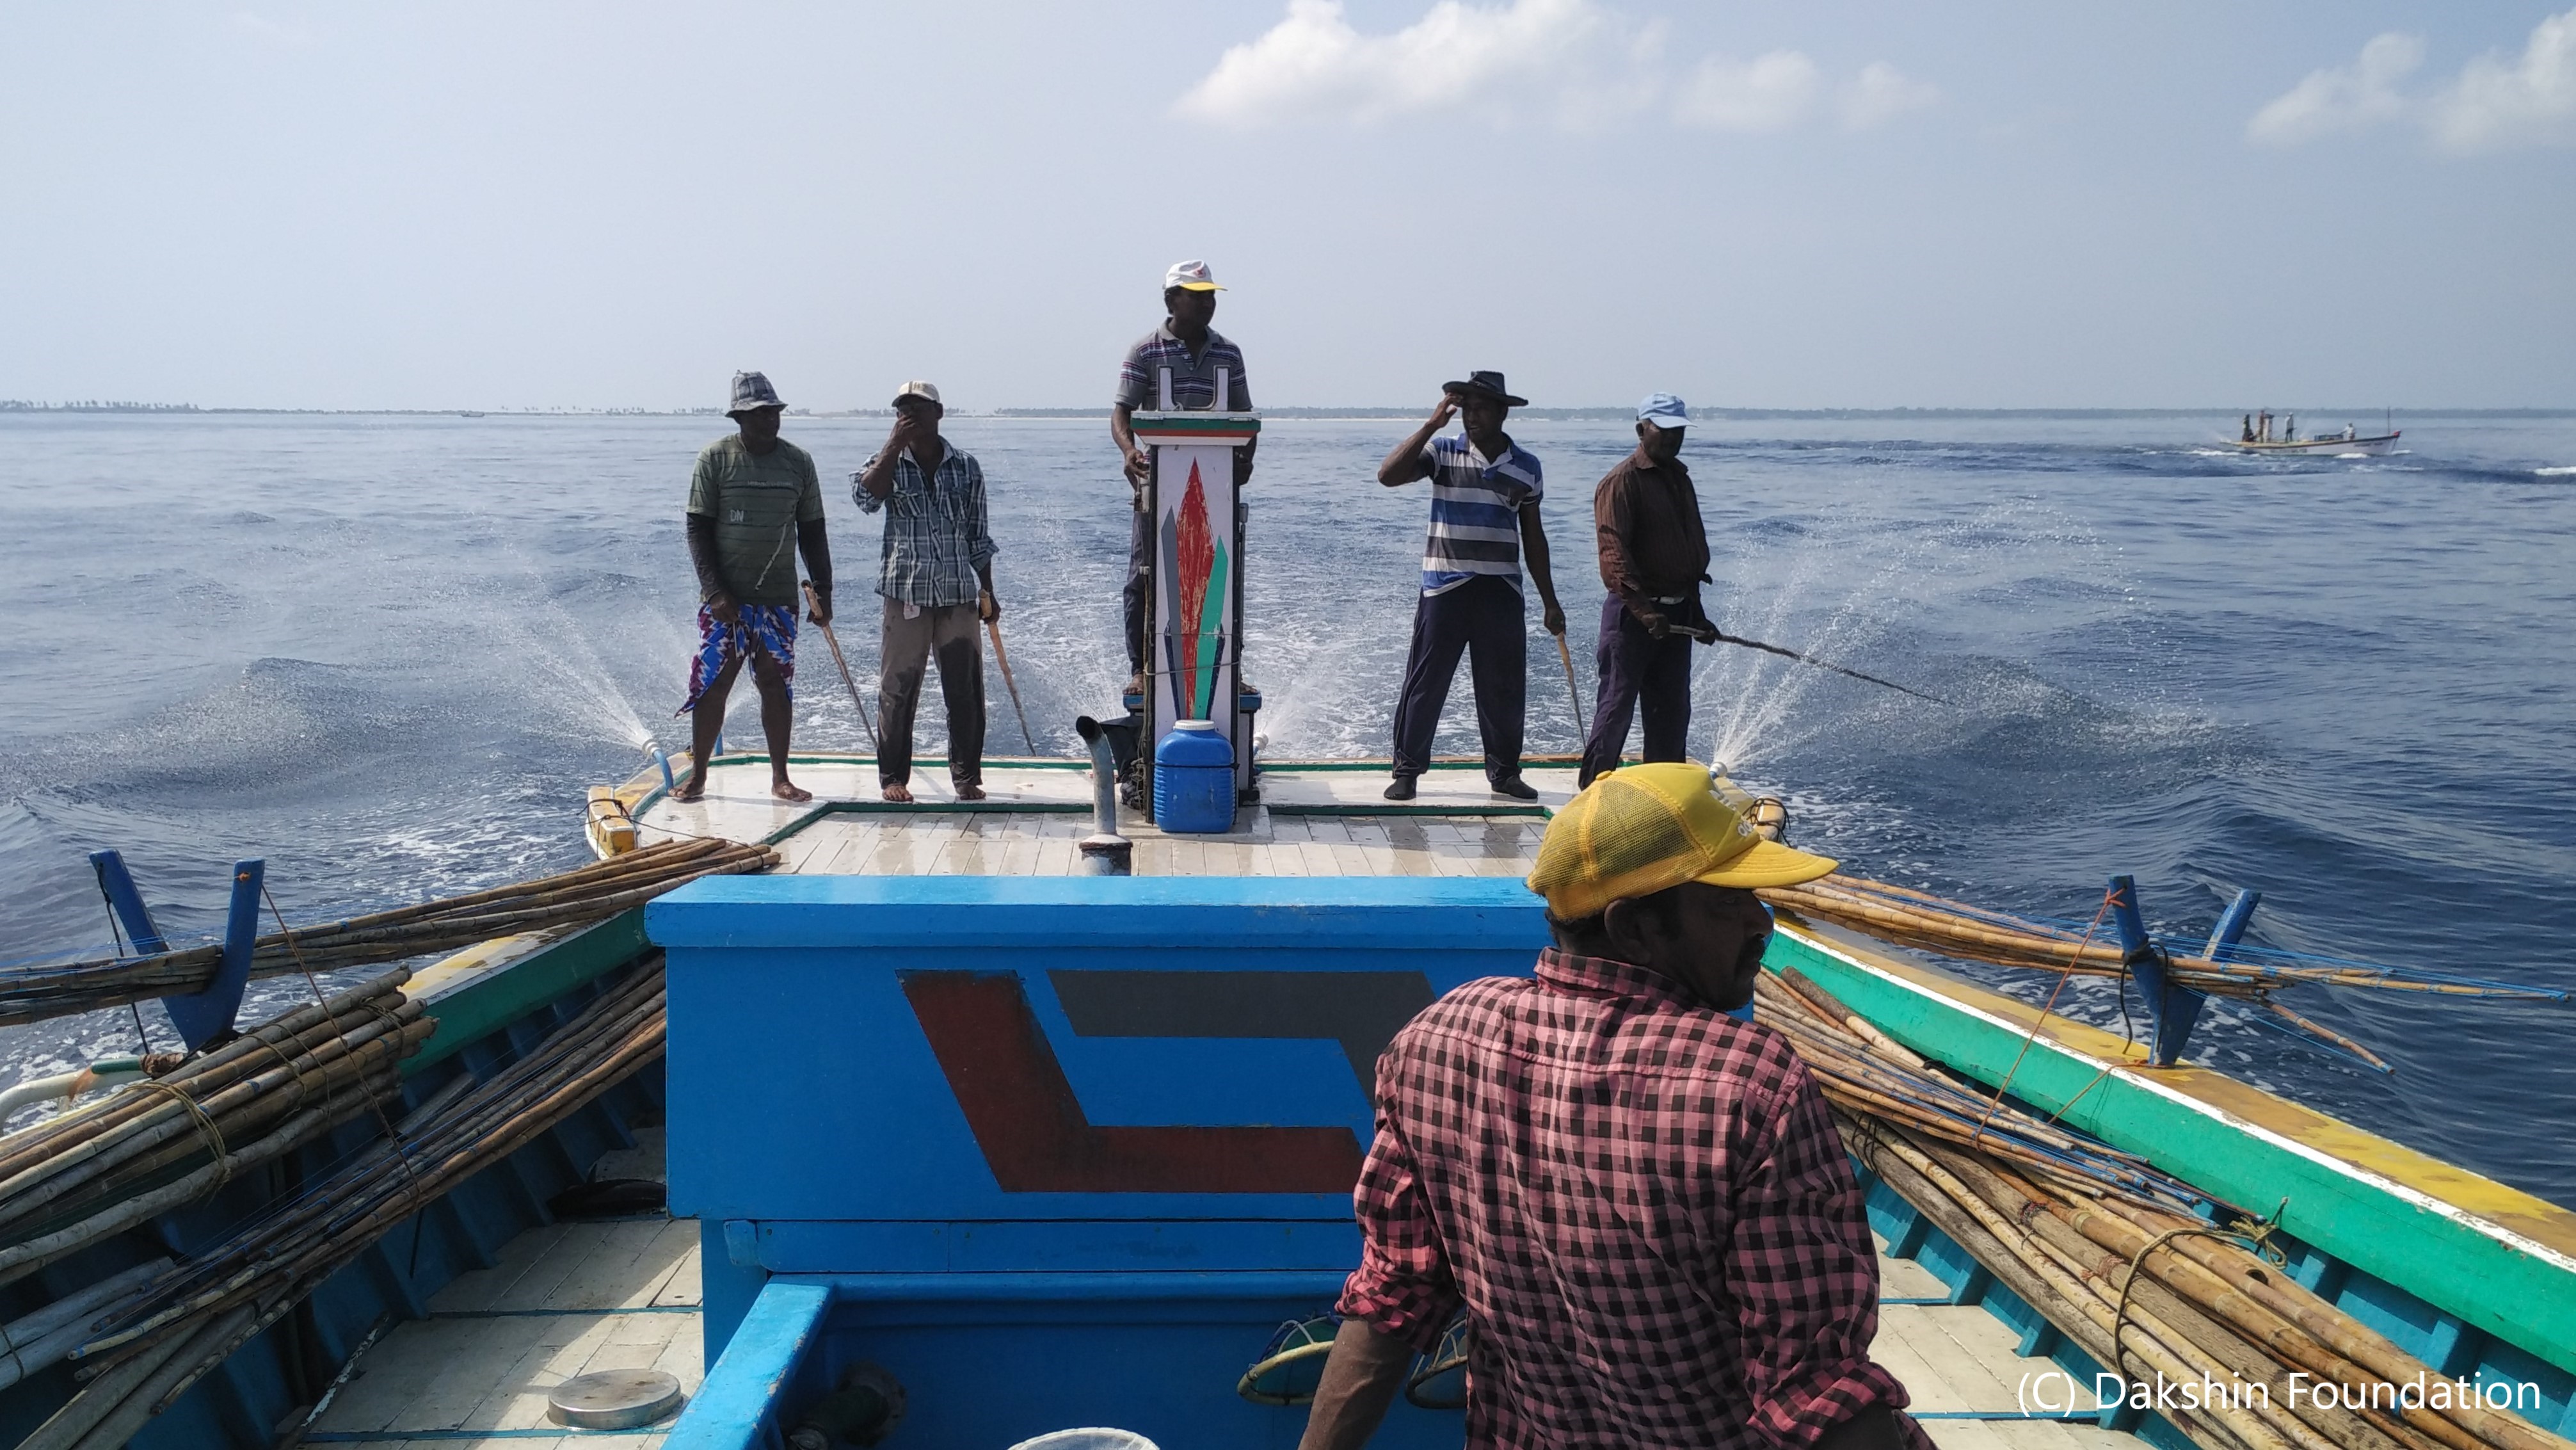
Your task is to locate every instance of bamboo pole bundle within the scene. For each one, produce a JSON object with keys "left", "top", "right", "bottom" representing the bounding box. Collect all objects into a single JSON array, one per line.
[
  {"left": 1763, "top": 874, "right": 2563, "bottom": 1002},
  {"left": 29, "top": 960, "right": 668, "bottom": 1442},
  {"left": 1757, "top": 971, "right": 2573, "bottom": 1450},
  {"left": 0, "top": 840, "right": 774, "bottom": 1027},
  {"left": 0, "top": 971, "right": 429, "bottom": 1291}
]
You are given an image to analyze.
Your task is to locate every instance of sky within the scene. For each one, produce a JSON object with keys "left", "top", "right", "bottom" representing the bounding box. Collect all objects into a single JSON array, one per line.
[{"left": 1, "top": 1, "right": 2571, "bottom": 411}]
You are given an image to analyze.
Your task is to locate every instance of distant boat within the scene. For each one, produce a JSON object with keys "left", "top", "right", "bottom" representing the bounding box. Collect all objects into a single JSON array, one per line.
[
  {"left": 456, "top": 410, "right": 485, "bottom": 418},
  {"left": 2232, "top": 410, "right": 2400, "bottom": 455}
]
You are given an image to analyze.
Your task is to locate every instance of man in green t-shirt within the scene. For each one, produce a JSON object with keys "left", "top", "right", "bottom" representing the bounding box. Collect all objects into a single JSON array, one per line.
[{"left": 678, "top": 371, "right": 832, "bottom": 803}]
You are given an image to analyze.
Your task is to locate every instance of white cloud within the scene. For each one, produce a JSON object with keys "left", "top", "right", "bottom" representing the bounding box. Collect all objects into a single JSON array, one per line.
[
  {"left": 1839, "top": 61, "right": 1941, "bottom": 131},
  {"left": 2429, "top": 7, "right": 2576, "bottom": 152},
  {"left": 1174, "top": 0, "right": 1654, "bottom": 128},
  {"left": 1672, "top": 51, "right": 1819, "bottom": 133},
  {"left": 2249, "top": 9, "right": 2576, "bottom": 152},
  {"left": 2248, "top": 32, "right": 2424, "bottom": 146},
  {"left": 1177, "top": 0, "right": 1931, "bottom": 138}
]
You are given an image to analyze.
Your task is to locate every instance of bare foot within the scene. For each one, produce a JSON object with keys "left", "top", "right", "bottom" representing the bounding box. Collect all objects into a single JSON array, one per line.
[
  {"left": 882, "top": 782, "right": 914, "bottom": 803},
  {"left": 673, "top": 770, "right": 708, "bottom": 803},
  {"left": 772, "top": 778, "right": 813, "bottom": 803},
  {"left": 956, "top": 782, "right": 987, "bottom": 802}
]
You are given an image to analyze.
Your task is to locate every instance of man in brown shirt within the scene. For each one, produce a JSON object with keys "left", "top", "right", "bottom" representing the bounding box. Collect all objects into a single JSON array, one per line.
[{"left": 1580, "top": 392, "right": 1712, "bottom": 786}]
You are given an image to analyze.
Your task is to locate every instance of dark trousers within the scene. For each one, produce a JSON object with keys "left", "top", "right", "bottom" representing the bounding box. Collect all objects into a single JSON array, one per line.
[
  {"left": 1123, "top": 510, "right": 1152, "bottom": 674},
  {"left": 879, "top": 599, "right": 985, "bottom": 788},
  {"left": 1579, "top": 593, "right": 1695, "bottom": 787},
  {"left": 1391, "top": 574, "right": 1526, "bottom": 783}
]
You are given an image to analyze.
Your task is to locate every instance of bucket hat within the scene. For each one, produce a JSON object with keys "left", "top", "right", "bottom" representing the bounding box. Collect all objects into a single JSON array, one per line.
[
  {"left": 1528, "top": 762, "right": 1836, "bottom": 919},
  {"left": 727, "top": 371, "right": 785, "bottom": 415},
  {"left": 1442, "top": 370, "right": 1527, "bottom": 407}
]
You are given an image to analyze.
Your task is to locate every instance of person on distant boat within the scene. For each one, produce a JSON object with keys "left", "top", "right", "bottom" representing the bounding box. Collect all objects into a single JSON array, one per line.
[
  {"left": 1578, "top": 394, "right": 1712, "bottom": 789},
  {"left": 2257, "top": 410, "right": 2271, "bottom": 442},
  {"left": 2242, "top": 414, "right": 2255, "bottom": 443},
  {"left": 1299, "top": 765, "right": 1924, "bottom": 1450},
  {"left": 852, "top": 381, "right": 999, "bottom": 803},
  {"left": 676, "top": 371, "right": 830, "bottom": 805},
  {"left": 1109, "top": 260, "right": 1254, "bottom": 697},
  {"left": 1373, "top": 371, "right": 1566, "bottom": 802}
]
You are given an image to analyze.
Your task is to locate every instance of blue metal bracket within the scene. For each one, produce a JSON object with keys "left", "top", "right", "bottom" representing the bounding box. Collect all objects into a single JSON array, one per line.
[
  {"left": 163, "top": 858, "right": 264, "bottom": 1052},
  {"left": 2106, "top": 874, "right": 2207, "bottom": 1068},
  {"left": 88, "top": 850, "right": 170, "bottom": 955},
  {"left": 2203, "top": 888, "right": 2261, "bottom": 962}
]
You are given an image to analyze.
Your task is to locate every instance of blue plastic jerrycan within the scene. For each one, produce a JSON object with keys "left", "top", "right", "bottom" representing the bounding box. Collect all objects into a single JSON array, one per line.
[{"left": 1152, "top": 720, "right": 1235, "bottom": 833}]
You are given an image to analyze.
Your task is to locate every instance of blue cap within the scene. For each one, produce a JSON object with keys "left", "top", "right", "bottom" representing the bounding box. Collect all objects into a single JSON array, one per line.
[{"left": 1638, "top": 392, "right": 1689, "bottom": 430}]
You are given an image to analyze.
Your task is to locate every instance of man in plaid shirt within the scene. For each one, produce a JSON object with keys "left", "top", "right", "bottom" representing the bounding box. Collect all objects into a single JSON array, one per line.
[
  {"left": 852, "top": 381, "right": 999, "bottom": 803},
  {"left": 1302, "top": 763, "right": 1926, "bottom": 1450}
]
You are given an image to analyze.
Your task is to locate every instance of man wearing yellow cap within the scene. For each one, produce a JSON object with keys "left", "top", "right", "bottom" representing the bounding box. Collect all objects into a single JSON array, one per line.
[{"left": 1301, "top": 763, "right": 1926, "bottom": 1450}]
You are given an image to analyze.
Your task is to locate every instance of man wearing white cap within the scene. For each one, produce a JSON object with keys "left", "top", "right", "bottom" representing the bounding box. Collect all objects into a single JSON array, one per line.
[
  {"left": 1108, "top": 260, "right": 1255, "bottom": 695},
  {"left": 1579, "top": 392, "right": 1713, "bottom": 787},
  {"left": 853, "top": 381, "right": 1000, "bottom": 802}
]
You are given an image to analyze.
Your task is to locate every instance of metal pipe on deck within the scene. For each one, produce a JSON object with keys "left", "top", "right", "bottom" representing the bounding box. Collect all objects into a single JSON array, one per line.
[{"left": 1073, "top": 716, "right": 1132, "bottom": 876}]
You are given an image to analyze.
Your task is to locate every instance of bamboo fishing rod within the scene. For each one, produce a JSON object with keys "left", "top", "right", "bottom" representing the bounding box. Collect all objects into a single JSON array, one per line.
[
  {"left": 806, "top": 582, "right": 881, "bottom": 752},
  {"left": 985, "top": 615, "right": 1036, "bottom": 753},
  {"left": 1552, "top": 630, "right": 1587, "bottom": 735},
  {"left": 1668, "top": 623, "right": 1949, "bottom": 704}
]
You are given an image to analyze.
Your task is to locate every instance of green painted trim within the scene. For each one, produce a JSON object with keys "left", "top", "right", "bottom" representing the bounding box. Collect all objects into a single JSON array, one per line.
[
  {"left": 759, "top": 798, "right": 1089, "bottom": 847},
  {"left": 1128, "top": 412, "right": 1262, "bottom": 435},
  {"left": 1764, "top": 930, "right": 2576, "bottom": 1378},
  {"left": 1268, "top": 803, "right": 1551, "bottom": 818},
  {"left": 404, "top": 912, "right": 648, "bottom": 1076}
]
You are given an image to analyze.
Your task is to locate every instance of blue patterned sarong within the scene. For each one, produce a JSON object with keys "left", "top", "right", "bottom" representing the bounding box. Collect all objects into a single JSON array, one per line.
[{"left": 677, "top": 603, "right": 797, "bottom": 714}]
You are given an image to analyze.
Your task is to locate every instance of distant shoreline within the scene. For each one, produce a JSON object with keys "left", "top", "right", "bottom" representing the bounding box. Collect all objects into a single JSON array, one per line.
[{"left": 6, "top": 403, "right": 2573, "bottom": 421}]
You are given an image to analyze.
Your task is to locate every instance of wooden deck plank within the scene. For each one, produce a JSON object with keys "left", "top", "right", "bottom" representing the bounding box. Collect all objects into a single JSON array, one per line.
[{"left": 427, "top": 1223, "right": 574, "bottom": 1314}]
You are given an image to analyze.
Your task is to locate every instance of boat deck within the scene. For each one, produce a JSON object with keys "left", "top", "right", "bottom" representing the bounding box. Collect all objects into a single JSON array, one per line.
[
  {"left": 304, "top": 1129, "right": 700, "bottom": 1448},
  {"left": 560, "top": 752, "right": 2135, "bottom": 1444},
  {"left": 315, "top": 1212, "right": 2109, "bottom": 1446},
  {"left": 627, "top": 757, "right": 1571, "bottom": 878}
]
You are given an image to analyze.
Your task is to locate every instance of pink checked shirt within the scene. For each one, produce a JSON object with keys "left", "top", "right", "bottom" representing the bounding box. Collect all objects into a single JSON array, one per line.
[{"left": 1337, "top": 948, "right": 1930, "bottom": 1449}]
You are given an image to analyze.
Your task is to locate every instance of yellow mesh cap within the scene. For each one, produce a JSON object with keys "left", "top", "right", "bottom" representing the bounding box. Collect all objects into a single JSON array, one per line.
[{"left": 1528, "top": 762, "right": 1837, "bottom": 919}]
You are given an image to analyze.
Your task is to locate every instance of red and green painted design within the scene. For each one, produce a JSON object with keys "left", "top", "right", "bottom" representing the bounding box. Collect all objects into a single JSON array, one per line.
[{"left": 1159, "top": 460, "right": 1232, "bottom": 719}]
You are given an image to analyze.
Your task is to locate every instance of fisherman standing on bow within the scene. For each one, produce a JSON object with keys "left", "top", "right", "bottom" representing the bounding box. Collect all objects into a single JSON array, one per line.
[
  {"left": 852, "top": 382, "right": 999, "bottom": 804},
  {"left": 1374, "top": 371, "right": 1565, "bottom": 802},
  {"left": 1299, "top": 765, "right": 1925, "bottom": 1450},
  {"left": 1578, "top": 393, "right": 1712, "bottom": 787},
  {"left": 1109, "top": 260, "right": 1254, "bottom": 698},
  {"left": 676, "top": 371, "right": 831, "bottom": 804}
]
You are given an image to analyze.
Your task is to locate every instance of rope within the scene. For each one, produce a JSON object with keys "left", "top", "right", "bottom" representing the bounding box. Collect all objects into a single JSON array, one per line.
[
  {"left": 1969, "top": 887, "right": 2113, "bottom": 1156},
  {"left": 126, "top": 1079, "right": 232, "bottom": 1192},
  {"left": 2107, "top": 1202, "right": 2289, "bottom": 1390}
]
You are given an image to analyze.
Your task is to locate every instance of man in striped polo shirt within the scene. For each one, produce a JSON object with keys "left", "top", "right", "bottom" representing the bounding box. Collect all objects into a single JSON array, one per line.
[{"left": 1374, "top": 371, "right": 1567, "bottom": 802}]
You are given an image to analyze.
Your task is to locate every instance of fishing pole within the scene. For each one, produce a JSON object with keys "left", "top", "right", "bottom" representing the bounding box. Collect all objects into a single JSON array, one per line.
[
  {"left": 984, "top": 613, "right": 1037, "bottom": 753},
  {"left": 803, "top": 583, "right": 881, "bottom": 752},
  {"left": 1552, "top": 630, "right": 1587, "bottom": 734},
  {"left": 1670, "top": 623, "right": 1949, "bottom": 705}
]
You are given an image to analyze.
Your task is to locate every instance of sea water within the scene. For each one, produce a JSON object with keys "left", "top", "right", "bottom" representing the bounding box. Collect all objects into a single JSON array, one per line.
[{"left": 3, "top": 410, "right": 2571, "bottom": 1204}]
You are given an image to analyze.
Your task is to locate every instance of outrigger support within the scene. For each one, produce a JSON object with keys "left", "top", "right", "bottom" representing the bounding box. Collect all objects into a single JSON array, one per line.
[
  {"left": 88, "top": 850, "right": 262, "bottom": 1052},
  {"left": 2108, "top": 874, "right": 2214, "bottom": 1068}
]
